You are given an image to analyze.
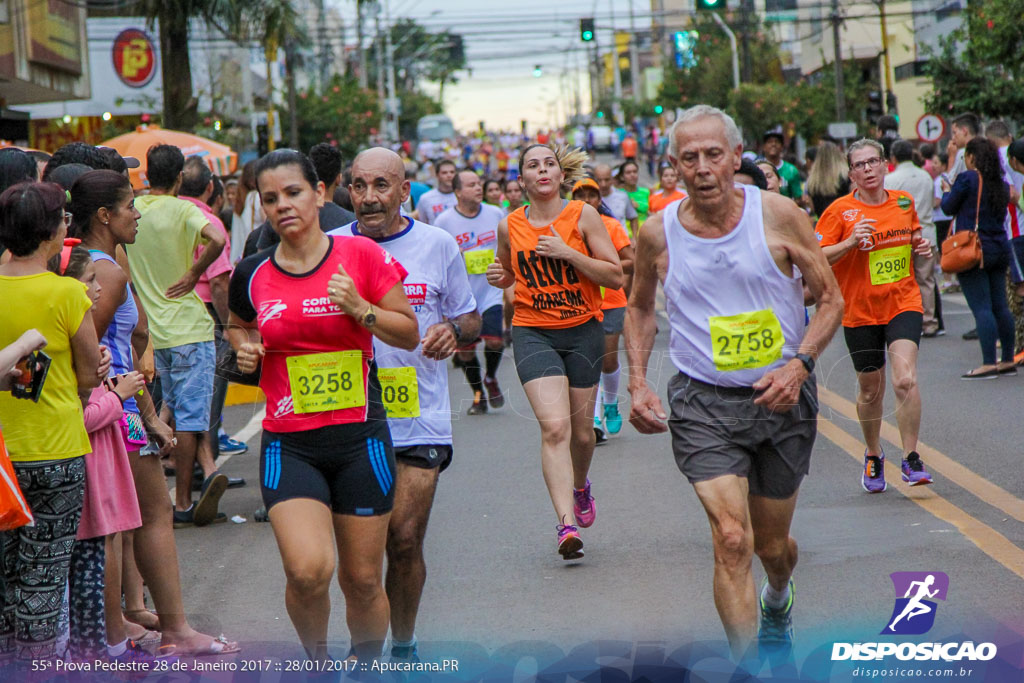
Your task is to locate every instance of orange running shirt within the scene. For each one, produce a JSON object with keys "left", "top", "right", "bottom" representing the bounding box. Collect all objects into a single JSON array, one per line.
[
  {"left": 621, "top": 137, "right": 638, "bottom": 158},
  {"left": 600, "top": 215, "right": 631, "bottom": 310},
  {"left": 508, "top": 200, "right": 604, "bottom": 328},
  {"left": 815, "top": 190, "right": 923, "bottom": 327},
  {"left": 648, "top": 189, "right": 686, "bottom": 213}
]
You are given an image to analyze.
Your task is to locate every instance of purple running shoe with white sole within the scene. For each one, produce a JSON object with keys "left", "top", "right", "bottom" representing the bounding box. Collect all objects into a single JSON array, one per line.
[
  {"left": 862, "top": 451, "right": 887, "bottom": 493},
  {"left": 901, "top": 451, "right": 932, "bottom": 486}
]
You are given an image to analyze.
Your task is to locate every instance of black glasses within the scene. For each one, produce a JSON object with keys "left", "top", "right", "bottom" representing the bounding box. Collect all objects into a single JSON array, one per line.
[{"left": 852, "top": 157, "right": 884, "bottom": 172}]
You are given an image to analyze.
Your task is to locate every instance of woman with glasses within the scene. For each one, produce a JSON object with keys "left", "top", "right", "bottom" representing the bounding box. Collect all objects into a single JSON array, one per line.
[{"left": 814, "top": 139, "right": 935, "bottom": 495}]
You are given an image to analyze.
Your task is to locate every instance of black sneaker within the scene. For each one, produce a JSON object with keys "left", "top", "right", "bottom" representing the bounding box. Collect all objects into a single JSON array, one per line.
[
  {"left": 962, "top": 328, "right": 979, "bottom": 340},
  {"left": 594, "top": 425, "right": 608, "bottom": 446},
  {"left": 467, "top": 391, "right": 487, "bottom": 415}
]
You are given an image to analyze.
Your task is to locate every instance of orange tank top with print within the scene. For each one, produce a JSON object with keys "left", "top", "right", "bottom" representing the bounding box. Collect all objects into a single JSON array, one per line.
[{"left": 508, "top": 200, "right": 604, "bottom": 328}]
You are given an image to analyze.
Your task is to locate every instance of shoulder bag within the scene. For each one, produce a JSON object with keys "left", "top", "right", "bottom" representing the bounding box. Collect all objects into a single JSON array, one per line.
[{"left": 940, "top": 171, "right": 983, "bottom": 274}]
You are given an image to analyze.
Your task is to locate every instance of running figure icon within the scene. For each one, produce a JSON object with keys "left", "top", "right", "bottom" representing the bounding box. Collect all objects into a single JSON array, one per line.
[{"left": 888, "top": 574, "right": 939, "bottom": 631}]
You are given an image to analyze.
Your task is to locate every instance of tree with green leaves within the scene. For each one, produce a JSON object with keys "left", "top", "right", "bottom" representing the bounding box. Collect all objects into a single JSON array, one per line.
[
  {"left": 290, "top": 75, "right": 380, "bottom": 159},
  {"left": 924, "top": 0, "right": 1024, "bottom": 119},
  {"left": 370, "top": 18, "right": 468, "bottom": 105}
]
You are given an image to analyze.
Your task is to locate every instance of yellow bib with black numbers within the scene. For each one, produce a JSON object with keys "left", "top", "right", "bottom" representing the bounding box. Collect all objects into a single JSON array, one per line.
[
  {"left": 869, "top": 245, "right": 911, "bottom": 286},
  {"left": 709, "top": 309, "right": 785, "bottom": 371},
  {"left": 286, "top": 351, "right": 364, "bottom": 414},
  {"left": 376, "top": 366, "right": 420, "bottom": 418},
  {"left": 464, "top": 249, "right": 494, "bottom": 275}
]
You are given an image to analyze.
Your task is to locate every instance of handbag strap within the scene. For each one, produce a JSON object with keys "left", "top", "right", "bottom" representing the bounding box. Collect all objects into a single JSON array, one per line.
[{"left": 974, "top": 171, "right": 983, "bottom": 232}]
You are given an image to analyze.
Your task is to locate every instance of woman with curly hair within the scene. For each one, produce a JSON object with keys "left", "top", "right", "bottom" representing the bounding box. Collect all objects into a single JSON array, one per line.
[
  {"left": 941, "top": 136, "right": 1013, "bottom": 378},
  {"left": 486, "top": 144, "right": 622, "bottom": 560}
]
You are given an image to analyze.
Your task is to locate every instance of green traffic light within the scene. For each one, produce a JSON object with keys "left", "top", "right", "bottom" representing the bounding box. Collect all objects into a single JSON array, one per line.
[
  {"left": 596, "top": 111, "right": 605, "bottom": 118},
  {"left": 654, "top": 105, "right": 664, "bottom": 114},
  {"left": 582, "top": 30, "right": 593, "bottom": 41}
]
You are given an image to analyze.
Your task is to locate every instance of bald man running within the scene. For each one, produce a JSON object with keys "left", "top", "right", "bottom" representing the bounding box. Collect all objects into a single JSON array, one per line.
[
  {"left": 329, "top": 148, "right": 480, "bottom": 662},
  {"left": 594, "top": 163, "right": 638, "bottom": 237}
]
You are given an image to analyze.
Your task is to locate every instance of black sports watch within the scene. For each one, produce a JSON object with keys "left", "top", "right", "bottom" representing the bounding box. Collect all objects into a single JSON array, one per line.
[
  {"left": 446, "top": 320, "right": 463, "bottom": 343},
  {"left": 794, "top": 352, "right": 815, "bottom": 374}
]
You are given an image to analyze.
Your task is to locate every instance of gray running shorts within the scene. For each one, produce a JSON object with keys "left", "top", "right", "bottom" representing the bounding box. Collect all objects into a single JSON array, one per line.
[
  {"left": 601, "top": 306, "right": 626, "bottom": 335},
  {"left": 666, "top": 371, "right": 818, "bottom": 499}
]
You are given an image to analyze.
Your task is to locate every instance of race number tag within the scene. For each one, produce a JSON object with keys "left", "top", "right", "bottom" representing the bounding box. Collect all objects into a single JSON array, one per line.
[
  {"left": 286, "top": 351, "right": 364, "bottom": 414},
  {"left": 464, "top": 248, "right": 494, "bottom": 275},
  {"left": 869, "top": 245, "right": 911, "bottom": 285},
  {"left": 377, "top": 366, "right": 420, "bottom": 418},
  {"left": 708, "top": 309, "right": 785, "bottom": 371}
]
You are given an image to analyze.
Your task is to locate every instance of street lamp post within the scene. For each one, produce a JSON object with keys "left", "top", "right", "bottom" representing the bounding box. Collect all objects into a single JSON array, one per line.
[{"left": 709, "top": 12, "right": 739, "bottom": 91}]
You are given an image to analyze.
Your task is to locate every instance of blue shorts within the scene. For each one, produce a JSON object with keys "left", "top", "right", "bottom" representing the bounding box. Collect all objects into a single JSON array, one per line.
[{"left": 154, "top": 341, "right": 215, "bottom": 432}]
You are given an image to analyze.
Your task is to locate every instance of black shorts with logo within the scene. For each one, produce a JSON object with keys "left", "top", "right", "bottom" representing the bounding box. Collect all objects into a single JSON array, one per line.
[
  {"left": 260, "top": 419, "right": 395, "bottom": 516},
  {"left": 395, "top": 444, "right": 453, "bottom": 473}
]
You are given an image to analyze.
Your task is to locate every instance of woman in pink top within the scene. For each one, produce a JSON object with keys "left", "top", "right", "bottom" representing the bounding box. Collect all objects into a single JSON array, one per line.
[{"left": 55, "top": 245, "right": 150, "bottom": 662}]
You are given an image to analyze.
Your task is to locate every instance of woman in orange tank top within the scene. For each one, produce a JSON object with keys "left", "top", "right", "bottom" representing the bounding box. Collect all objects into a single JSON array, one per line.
[{"left": 486, "top": 143, "right": 622, "bottom": 561}]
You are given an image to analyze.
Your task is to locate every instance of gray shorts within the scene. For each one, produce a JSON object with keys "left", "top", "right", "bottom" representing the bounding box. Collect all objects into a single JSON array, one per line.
[
  {"left": 601, "top": 306, "right": 625, "bottom": 335},
  {"left": 667, "top": 372, "right": 818, "bottom": 499},
  {"left": 511, "top": 318, "right": 603, "bottom": 388}
]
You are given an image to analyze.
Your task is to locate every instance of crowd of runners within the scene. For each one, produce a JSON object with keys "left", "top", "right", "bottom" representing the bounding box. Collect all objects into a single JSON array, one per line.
[{"left": 0, "top": 101, "right": 1020, "bottom": 673}]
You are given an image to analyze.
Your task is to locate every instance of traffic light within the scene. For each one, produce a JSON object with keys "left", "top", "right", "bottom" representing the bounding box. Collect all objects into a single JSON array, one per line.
[
  {"left": 653, "top": 105, "right": 664, "bottom": 115},
  {"left": 866, "top": 91, "right": 883, "bottom": 124},
  {"left": 885, "top": 91, "right": 898, "bottom": 116},
  {"left": 580, "top": 17, "right": 595, "bottom": 42},
  {"left": 596, "top": 110, "right": 605, "bottom": 119},
  {"left": 533, "top": 64, "right": 542, "bottom": 77},
  {"left": 696, "top": 0, "right": 724, "bottom": 10}
]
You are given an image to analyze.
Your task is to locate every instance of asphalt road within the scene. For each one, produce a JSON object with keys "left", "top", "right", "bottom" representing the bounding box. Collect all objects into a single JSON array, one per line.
[{"left": 163, "top": 287, "right": 1024, "bottom": 682}]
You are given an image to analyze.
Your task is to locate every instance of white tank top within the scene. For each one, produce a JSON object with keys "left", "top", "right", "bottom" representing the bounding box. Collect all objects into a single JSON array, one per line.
[{"left": 663, "top": 185, "right": 806, "bottom": 388}]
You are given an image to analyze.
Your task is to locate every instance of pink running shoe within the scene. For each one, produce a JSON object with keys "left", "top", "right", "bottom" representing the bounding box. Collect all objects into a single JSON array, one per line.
[
  {"left": 573, "top": 479, "right": 596, "bottom": 528},
  {"left": 557, "top": 523, "right": 584, "bottom": 560}
]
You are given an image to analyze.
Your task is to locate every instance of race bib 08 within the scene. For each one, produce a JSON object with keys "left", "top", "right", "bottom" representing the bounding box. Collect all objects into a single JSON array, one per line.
[
  {"left": 869, "top": 245, "right": 911, "bottom": 286},
  {"left": 464, "top": 248, "right": 494, "bottom": 275},
  {"left": 708, "top": 309, "right": 785, "bottom": 371},
  {"left": 377, "top": 366, "right": 420, "bottom": 418},
  {"left": 286, "top": 351, "right": 364, "bottom": 414}
]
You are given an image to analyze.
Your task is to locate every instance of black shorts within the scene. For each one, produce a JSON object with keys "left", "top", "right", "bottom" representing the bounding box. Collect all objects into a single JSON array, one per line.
[
  {"left": 843, "top": 310, "right": 923, "bottom": 373},
  {"left": 260, "top": 420, "right": 395, "bottom": 516},
  {"left": 459, "top": 304, "right": 504, "bottom": 349},
  {"left": 511, "top": 318, "right": 603, "bottom": 388},
  {"left": 395, "top": 444, "right": 453, "bottom": 473},
  {"left": 667, "top": 372, "right": 818, "bottom": 499}
]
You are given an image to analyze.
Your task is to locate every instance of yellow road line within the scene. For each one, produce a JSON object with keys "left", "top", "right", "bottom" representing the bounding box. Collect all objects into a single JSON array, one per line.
[
  {"left": 817, "top": 417, "right": 1024, "bottom": 581},
  {"left": 817, "top": 386, "right": 1024, "bottom": 523}
]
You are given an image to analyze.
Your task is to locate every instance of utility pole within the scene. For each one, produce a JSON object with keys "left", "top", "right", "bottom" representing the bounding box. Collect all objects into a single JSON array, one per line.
[
  {"left": 628, "top": 0, "right": 642, "bottom": 103},
  {"left": 374, "top": 4, "right": 386, "bottom": 140},
  {"left": 609, "top": 0, "right": 623, "bottom": 123},
  {"left": 878, "top": 0, "right": 894, "bottom": 113},
  {"left": 709, "top": 12, "right": 739, "bottom": 91},
  {"left": 357, "top": 1, "right": 368, "bottom": 88},
  {"left": 384, "top": 0, "right": 399, "bottom": 142},
  {"left": 740, "top": 0, "right": 753, "bottom": 83},
  {"left": 831, "top": 0, "right": 846, "bottom": 121},
  {"left": 265, "top": 39, "right": 277, "bottom": 152}
]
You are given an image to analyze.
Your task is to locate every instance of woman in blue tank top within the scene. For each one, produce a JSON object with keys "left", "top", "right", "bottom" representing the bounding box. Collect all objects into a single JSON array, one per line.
[{"left": 70, "top": 170, "right": 238, "bottom": 656}]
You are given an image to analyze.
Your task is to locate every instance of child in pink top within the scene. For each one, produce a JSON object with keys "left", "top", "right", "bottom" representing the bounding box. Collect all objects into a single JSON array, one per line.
[{"left": 56, "top": 246, "right": 148, "bottom": 662}]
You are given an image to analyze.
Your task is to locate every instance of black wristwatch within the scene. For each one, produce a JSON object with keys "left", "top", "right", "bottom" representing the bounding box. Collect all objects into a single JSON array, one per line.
[
  {"left": 794, "top": 352, "right": 815, "bottom": 374},
  {"left": 447, "top": 320, "right": 462, "bottom": 343}
]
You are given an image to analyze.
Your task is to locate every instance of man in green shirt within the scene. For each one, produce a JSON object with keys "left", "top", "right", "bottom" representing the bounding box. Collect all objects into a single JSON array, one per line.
[
  {"left": 126, "top": 144, "right": 228, "bottom": 527},
  {"left": 762, "top": 129, "right": 803, "bottom": 202}
]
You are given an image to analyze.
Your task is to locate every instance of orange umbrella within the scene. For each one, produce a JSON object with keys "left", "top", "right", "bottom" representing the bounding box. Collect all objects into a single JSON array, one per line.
[{"left": 100, "top": 125, "right": 238, "bottom": 189}]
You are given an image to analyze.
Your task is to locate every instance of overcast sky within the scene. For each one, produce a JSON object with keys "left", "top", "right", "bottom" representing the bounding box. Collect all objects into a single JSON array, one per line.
[{"left": 344, "top": 0, "right": 646, "bottom": 131}]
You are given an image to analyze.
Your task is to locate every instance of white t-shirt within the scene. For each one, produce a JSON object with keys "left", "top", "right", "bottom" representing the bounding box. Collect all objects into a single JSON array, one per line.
[
  {"left": 433, "top": 203, "right": 505, "bottom": 314},
  {"left": 329, "top": 218, "right": 477, "bottom": 447},
  {"left": 417, "top": 189, "right": 456, "bottom": 225},
  {"left": 601, "top": 188, "right": 638, "bottom": 226}
]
